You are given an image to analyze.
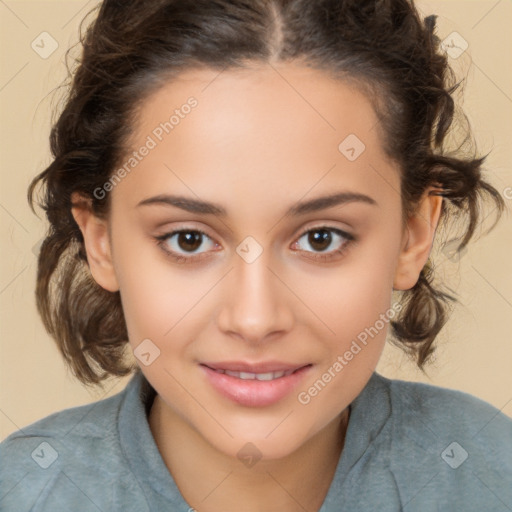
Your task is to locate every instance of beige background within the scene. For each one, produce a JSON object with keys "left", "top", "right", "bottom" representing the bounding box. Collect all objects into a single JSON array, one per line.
[{"left": 1, "top": 0, "right": 511, "bottom": 441}]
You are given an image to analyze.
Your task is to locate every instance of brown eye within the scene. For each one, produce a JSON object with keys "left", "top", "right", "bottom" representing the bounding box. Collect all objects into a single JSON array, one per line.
[
  {"left": 307, "top": 229, "right": 333, "bottom": 252},
  {"left": 154, "top": 228, "right": 218, "bottom": 263},
  {"left": 176, "top": 231, "right": 203, "bottom": 252},
  {"left": 292, "top": 226, "right": 355, "bottom": 262}
]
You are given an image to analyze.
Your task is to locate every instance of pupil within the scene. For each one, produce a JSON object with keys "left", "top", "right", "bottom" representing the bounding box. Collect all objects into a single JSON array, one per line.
[
  {"left": 178, "top": 232, "right": 202, "bottom": 252},
  {"left": 309, "top": 230, "right": 331, "bottom": 251}
]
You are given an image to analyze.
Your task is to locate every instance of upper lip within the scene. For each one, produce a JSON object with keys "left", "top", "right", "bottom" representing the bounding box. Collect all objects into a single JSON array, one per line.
[{"left": 201, "top": 361, "right": 311, "bottom": 373}]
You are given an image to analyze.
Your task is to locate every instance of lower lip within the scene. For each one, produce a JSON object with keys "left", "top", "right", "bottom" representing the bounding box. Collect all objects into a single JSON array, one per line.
[{"left": 200, "top": 364, "right": 312, "bottom": 407}]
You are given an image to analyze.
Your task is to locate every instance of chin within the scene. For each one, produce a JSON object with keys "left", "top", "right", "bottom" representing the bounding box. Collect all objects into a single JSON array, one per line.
[{"left": 204, "top": 426, "right": 308, "bottom": 463}]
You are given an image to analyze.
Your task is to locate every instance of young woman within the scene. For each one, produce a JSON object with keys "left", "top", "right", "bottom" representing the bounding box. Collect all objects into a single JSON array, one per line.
[{"left": 1, "top": 0, "right": 511, "bottom": 510}]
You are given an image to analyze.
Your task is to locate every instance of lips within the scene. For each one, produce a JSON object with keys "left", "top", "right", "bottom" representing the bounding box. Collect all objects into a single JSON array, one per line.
[{"left": 200, "top": 361, "right": 313, "bottom": 407}]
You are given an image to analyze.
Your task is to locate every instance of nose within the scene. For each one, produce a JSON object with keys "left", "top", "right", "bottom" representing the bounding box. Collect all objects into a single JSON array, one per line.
[{"left": 216, "top": 250, "right": 294, "bottom": 345}]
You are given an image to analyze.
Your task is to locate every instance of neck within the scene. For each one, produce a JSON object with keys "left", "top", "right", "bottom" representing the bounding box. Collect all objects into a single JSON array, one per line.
[{"left": 149, "top": 396, "right": 350, "bottom": 512}]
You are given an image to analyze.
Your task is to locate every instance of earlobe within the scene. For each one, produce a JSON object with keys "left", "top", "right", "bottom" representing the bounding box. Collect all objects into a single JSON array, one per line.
[
  {"left": 393, "top": 189, "right": 443, "bottom": 291},
  {"left": 70, "top": 192, "right": 120, "bottom": 292}
]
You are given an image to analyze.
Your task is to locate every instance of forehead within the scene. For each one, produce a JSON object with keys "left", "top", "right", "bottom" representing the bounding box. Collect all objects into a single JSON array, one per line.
[
  {"left": 114, "top": 63, "right": 399, "bottom": 216},
  {"left": 132, "top": 63, "right": 380, "bottom": 148}
]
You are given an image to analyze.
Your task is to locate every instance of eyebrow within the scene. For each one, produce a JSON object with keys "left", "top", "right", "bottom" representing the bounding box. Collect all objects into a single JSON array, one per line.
[{"left": 137, "top": 191, "right": 378, "bottom": 216}]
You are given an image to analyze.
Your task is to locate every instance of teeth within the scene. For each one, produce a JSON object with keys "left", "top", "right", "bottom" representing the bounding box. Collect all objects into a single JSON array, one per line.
[
  {"left": 256, "top": 372, "right": 281, "bottom": 381},
  {"left": 220, "top": 370, "right": 293, "bottom": 380}
]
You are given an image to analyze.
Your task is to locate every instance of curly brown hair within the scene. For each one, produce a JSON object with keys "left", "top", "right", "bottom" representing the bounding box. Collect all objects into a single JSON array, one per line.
[{"left": 28, "top": 0, "right": 505, "bottom": 385}]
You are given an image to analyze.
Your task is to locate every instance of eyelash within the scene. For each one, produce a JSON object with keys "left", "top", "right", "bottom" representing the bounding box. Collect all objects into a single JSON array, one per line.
[{"left": 153, "top": 225, "right": 356, "bottom": 265}]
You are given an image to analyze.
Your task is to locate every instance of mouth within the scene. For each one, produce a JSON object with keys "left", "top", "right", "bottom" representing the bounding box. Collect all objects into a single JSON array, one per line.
[
  {"left": 199, "top": 361, "right": 313, "bottom": 407},
  {"left": 201, "top": 361, "right": 311, "bottom": 379},
  {"left": 206, "top": 368, "right": 298, "bottom": 381}
]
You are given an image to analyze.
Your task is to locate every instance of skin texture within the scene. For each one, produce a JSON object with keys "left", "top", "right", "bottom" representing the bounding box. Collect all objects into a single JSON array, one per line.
[{"left": 71, "top": 62, "right": 442, "bottom": 511}]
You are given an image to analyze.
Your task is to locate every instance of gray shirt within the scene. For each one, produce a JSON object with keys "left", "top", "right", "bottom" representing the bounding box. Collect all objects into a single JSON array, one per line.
[{"left": 1, "top": 369, "right": 511, "bottom": 511}]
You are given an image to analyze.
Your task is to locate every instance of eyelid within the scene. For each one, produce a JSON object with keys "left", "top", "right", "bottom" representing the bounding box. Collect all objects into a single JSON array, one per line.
[
  {"left": 154, "top": 225, "right": 217, "bottom": 249},
  {"left": 155, "top": 222, "right": 353, "bottom": 246},
  {"left": 294, "top": 222, "right": 354, "bottom": 240}
]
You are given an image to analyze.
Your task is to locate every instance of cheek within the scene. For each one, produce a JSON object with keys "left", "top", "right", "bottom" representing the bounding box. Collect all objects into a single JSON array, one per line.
[
  {"left": 293, "top": 265, "right": 397, "bottom": 431},
  {"left": 302, "top": 235, "right": 399, "bottom": 340},
  {"left": 112, "top": 228, "right": 192, "bottom": 346}
]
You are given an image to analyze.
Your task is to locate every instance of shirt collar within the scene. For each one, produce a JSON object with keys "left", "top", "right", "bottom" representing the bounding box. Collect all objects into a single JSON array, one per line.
[
  {"left": 319, "top": 370, "right": 393, "bottom": 510},
  {"left": 118, "top": 368, "right": 191, "bottom": 507}
]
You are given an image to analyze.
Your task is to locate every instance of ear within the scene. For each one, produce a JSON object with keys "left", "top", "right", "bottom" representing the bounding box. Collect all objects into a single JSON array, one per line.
[
  {"left": 70, "top": 192, "right": 120, "bottom": 292},
  {"left": 393, "top": 188, "right": 443, "bottom": 291}
]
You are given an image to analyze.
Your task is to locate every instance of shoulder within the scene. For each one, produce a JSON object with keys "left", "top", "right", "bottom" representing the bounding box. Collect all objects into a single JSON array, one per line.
[
  {"left": 0, "top": 385, "right": 133, "bottom": 511},
  {"left": 385, "top": 375, "right": 512, "bottom": 442},
  {"left": 374, "top": 373, "right": 512, "bottom": 509}
]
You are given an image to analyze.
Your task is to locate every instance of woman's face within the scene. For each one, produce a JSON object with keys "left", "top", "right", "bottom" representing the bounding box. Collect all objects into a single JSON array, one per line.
[{"left": 89, "top": 63, "right": 438, "bottom": 460}]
